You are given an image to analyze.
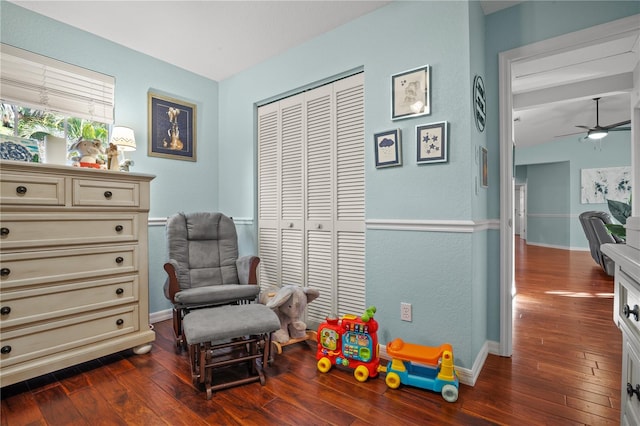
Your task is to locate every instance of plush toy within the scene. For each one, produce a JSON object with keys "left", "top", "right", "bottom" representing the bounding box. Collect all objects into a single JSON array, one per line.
[
  {"left": 260, "top": 285, "right": 320, "bottom": 344},
  {"left": 69, "top": 139, "right": 105, "bottom": 169}
]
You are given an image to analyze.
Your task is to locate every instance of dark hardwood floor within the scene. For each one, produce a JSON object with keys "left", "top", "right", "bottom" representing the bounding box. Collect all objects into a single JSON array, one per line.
[{"left": 1, "top": 237, "right": 621, "bottom": 425}]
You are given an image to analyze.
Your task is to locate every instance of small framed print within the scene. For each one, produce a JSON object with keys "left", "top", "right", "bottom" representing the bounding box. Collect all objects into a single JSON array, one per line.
[
  {"left": 416, "top": 121, "right": 447, "bottom": 164},
  {"left": 148, "top": 92, "right": 197, "bottom": 161},
  {"left": 374, "top": 129, "right": 402, "bottom": 168},
  {"left": 391, "top": 65, "right": 430, "bottom": 120},
  {"left": 480, "top": 146, "right": 488, "bottom": 187}
]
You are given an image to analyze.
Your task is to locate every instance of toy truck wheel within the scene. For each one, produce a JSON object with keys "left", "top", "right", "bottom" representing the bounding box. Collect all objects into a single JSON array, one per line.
[
  {"left": 317, "top": 357, "right": 332, "bottom": 373},
  {"left": 441, "top": 384, "right": 458, "bottom": 402},
  {"left": 354, "top": 365, "right": 369, "bottom": 382},
  {"left": 385, "top": 372, "right": 401, "bottom": 389}
]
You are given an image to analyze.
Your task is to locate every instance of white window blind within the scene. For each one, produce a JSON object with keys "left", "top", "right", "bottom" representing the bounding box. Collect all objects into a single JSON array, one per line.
[{"left": 0, "top": 43, "right": 115, "bottom": 123}]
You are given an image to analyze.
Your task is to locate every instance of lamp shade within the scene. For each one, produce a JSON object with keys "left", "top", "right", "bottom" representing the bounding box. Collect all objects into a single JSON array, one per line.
[{"left": 110, "top": 126, "right": 136, "bottom": 151}]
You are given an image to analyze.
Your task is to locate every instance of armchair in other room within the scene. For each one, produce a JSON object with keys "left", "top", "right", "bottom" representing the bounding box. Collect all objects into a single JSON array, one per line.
[
  {"left": 579, "top": 211, "right": 624, "bottom": 276},
  {"left": 163, "top": 212, "right": 260, "bottom": 348}
]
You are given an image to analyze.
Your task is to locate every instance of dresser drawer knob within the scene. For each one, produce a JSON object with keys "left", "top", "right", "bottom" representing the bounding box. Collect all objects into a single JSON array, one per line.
[
  {"left": 624, "top": 304, "right": 639, "bottom": 321},
  {"left": 628, "top": 383, "right": 640, "bottom": 400},
  {"left": 15, "top": 185, "right": 27, "bottom": 195},
  {"left": 115, "top": 225, "right": 124, "bottom": 232},
  {"left": 116, "top": 319, "right": 124, "bottom": 326},
  {"left": 0, "top": 306, "right": 10, "bottom": 315},
  {"left": 1, "top": 345, "right": 11, "bottom": 354},
  {"left": 116, "top": 288, "right": 124, "bottom": 295},
  {"left": 0, "top": 227, "right": 9, "bottom": 236},
  {"left": 115, "top": 256, "right": 124, "bottom": 264},
  {"left": 0, "top": 268, "right": 10, "bottom": 277},
  {"left": 104, "top": 191, "right": 113, "bottom": 199}
]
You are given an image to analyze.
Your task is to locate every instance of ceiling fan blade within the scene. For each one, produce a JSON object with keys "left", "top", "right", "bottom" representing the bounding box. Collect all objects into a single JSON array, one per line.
[
  {"left": 603, "top": 120, "right": 631, "bottom": 130},
  {"left": 575, "top": 125, "right": 591, "bottom": 130},
  {"left": 556, "top": 130, "right": 586, "bottom": 138},
  {"left": 609, "top": 127, "right": 631, "bottom": 131}
]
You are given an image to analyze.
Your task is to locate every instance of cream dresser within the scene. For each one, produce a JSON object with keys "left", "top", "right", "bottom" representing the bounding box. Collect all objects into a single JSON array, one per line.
[
  {"left": 0, "top": 160, "right": 155, "bottom": 387},
  {"left": 603, "top": 217, "right": 640, "bottom": 426}
]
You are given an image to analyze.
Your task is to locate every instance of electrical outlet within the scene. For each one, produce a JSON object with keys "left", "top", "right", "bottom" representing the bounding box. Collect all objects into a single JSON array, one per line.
[{"left": 400, "top": 302, "right": 412, "bottom": 322}]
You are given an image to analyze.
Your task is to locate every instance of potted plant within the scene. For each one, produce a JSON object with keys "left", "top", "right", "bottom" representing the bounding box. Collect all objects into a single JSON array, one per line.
[{"left": 606, "top": 196, "right": 631, "bottom": 240}]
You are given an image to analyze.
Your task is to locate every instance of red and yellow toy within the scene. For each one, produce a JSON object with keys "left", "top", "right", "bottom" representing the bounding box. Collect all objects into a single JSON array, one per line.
[{"left": 316, "top": 306, "right": 379, "bottom": 382}]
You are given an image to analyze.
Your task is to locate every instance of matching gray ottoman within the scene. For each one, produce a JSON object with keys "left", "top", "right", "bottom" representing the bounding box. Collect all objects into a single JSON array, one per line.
[{"left": 182, "top": 303, "right": 280, "bottom": 399}]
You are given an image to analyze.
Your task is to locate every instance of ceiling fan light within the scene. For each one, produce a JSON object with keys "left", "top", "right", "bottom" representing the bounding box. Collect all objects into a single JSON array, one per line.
[{"left": 588, "top": 129, "right": 607, "bottom": 140}]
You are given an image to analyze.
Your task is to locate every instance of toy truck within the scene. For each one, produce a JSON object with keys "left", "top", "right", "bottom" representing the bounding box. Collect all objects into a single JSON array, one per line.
[
  {"left": 379, "top": 338, "right": 459, "bottom": 402},
  {"left": 316, "top": 306, "right": 380, "bottom": 382}
]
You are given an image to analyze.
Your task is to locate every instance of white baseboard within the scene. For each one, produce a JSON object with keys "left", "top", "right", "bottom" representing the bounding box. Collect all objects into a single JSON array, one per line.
[{"left": 150, "top": 309, "right": 172, "bottom": 324}]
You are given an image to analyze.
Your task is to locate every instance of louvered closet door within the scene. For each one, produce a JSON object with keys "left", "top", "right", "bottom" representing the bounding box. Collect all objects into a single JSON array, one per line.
[
  {"left": 304, "top": 83, "right": 335, "bottom": 322},
  {"left": 257, "top": 72, "right": 365, "bottom": 324},
  {"left": 257, "top": 101, "right": 280, "bottom": 287},
  {"left": 333, "top": 74, "right": 365, "bottom": 317},
  {"left": 279, "top": 94, "right": 305, "bottom": 286}
]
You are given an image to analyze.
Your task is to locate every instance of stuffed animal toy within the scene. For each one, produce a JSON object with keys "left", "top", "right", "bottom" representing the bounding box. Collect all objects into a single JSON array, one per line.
[
  {"left": 69, "top": 139, "right": 105, "bottom": 169},
  {"left": 260, "top": 285, "right": 320, "bottom": 344}
]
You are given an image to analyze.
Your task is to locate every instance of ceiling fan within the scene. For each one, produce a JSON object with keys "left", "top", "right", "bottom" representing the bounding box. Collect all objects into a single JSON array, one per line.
[{"left": 577, "top": 97, "right": 631, "bottom": 141}]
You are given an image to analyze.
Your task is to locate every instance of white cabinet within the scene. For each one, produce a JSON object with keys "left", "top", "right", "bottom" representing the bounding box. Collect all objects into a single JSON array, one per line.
[
  {"left": 603, "top": 241, "right": 640, "bottom": 424},
  {"left": 0, "top": 161, "right": 155, "bottom": 387}
]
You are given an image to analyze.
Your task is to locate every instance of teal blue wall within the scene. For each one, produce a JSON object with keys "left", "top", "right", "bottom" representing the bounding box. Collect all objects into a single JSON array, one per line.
[
  {"left": 2, "top": 0, "right": 638, "bottom": 370},
  {"left": 218, "top": 1, "right": 485, "bottom": 367},
  {"left": 516, "top": 130, "right": 631, "bottom": 249}
]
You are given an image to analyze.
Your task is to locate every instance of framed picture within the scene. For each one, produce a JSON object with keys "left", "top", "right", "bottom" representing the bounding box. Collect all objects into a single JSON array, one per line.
[
  {"left": 0, "top": 135, "right": 41, "bottom": 163},
  {"left": 480, "top": 146, "right": 488, "bottom": 187},
  {"left": 416, "top": 121, "right": 447, "bottom": 164},
  {"left": 391, "top": 65, "right": 430, "bottom": 120},
  {"left": 374, "top": 129, "right": 402, "bottom": 168},
  {"left": 148, "top": 92, "right": 197, "bottom": 161}
]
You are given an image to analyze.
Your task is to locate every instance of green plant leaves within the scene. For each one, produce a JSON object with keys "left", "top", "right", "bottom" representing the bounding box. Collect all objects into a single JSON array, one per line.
[{"left": 607, "top": 198, "right": 631, "bottom": 225}]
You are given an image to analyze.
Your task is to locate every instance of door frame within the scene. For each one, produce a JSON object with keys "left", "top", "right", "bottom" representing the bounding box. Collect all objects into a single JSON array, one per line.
[{"left": 498, "top": 15, "right": 640, "bottom": 357}]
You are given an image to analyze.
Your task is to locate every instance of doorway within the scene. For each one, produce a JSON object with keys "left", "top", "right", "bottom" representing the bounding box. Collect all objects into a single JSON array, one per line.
[{"left": 498, "top": 15, "right": 639, "bottom": 357}]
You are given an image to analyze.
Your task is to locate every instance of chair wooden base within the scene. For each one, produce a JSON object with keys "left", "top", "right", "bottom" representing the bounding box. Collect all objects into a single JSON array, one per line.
[
  {"left": 271, "top": 330, "right": 317, "bottom": 355},
  {"left": 188, "top": 333, "right": 272, "bottom": 400}
]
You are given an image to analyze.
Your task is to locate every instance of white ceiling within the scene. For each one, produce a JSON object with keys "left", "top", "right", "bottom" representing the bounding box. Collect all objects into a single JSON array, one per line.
[{"left": 8, "top": 1, "right": 637, "bottom": 147}]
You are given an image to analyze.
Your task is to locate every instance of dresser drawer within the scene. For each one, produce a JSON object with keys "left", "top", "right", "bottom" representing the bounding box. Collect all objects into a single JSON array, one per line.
[
  {"left": 0, "top": 275, "right": 138, "bottom": 329},
  {"left": 0, "top": 245, "right": 138, "bottom": 290},
  {"left": 0, "top": 305, "right": 139, "bottom": 369},
  {"left": 0, "top": 173, "right": 65, "bottom": 206},
  {"left": 618, "top": 269, "right": 640, "bottom": 338},
  {"left": 73, "top": 179, "right": 140, "bottom": 207},
  {"left": 0, "top": 213, "right": 138, "bottom": 249}
]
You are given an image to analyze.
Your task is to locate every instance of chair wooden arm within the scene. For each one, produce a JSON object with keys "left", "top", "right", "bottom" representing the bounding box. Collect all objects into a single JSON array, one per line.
[
  {"left": 164, "top": 261, "right": 181, "bottom": 302},
  {"left": 248, "top": 256, "right": 260, "bottom": 285}
]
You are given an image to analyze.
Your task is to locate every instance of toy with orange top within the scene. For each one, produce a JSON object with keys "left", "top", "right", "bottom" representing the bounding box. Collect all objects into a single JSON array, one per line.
[
  {"left": 316, "top": 306, "right": 380, "bottom": 382},
  {"left": 379, "top": 337, "right": 459, "bottom": 402}
]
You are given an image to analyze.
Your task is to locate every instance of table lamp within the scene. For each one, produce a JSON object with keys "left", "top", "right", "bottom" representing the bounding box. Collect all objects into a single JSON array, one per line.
[{"left": 109, "top": 126, "right": 136, "bottom": 171}]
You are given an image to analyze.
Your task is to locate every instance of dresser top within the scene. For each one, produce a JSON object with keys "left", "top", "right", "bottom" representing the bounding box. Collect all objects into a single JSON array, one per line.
[{"left": 0, "top": 160, "right": 155, "bottom": 182}]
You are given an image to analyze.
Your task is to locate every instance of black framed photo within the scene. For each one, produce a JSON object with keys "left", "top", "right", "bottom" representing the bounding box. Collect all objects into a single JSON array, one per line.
[
  {"left": 374, "top": 129, "right": 402, "bottom": 168},
  {"left": 148, "top": 92, "right": 197, "bottom": 161},
  {"left": 391, "top": 65, "right": 430, "bottom": 120},
  {"left": 416, "top": 121, "right": 447, "bottom": 164}
]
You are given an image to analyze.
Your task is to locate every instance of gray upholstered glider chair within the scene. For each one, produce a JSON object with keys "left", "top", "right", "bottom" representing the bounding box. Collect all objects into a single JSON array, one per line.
[
  {"left": 579, "top": 211, "right": 624, "bottom": 276},
  {"left": 163, "top": 212, "right": 260, "bottom": 348}
]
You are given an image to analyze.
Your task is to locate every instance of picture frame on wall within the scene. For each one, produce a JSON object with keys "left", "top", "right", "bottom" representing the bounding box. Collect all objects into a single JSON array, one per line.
[
  {"left": 416, "top": 121, "right": 447, "bottom": 164},
  {"left": 148, "top": 92, "right": 197, "bottom": 161},
  {"left": 391, "top": 65, "right": 430, "bottom": 120},
  {"left": 480, "top": 146, "right": 488, "bottom": 187},
  {"left": 374, "top": 129, "right": 402, "bottom": 168}
]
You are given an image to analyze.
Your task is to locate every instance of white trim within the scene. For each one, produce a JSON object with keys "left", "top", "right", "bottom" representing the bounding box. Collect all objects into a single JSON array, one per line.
[
  {"left": 366, "top": 219, "right": 499, "bottom": 233},
  {"left": 150, "top": 309, "right": 172, "bottom": 324},
  {"left": 147, "top": 216, "right": 253, "bottom": 227},
  {"left": 525, "top": 241, "right": 590, "bottom": 252}
]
